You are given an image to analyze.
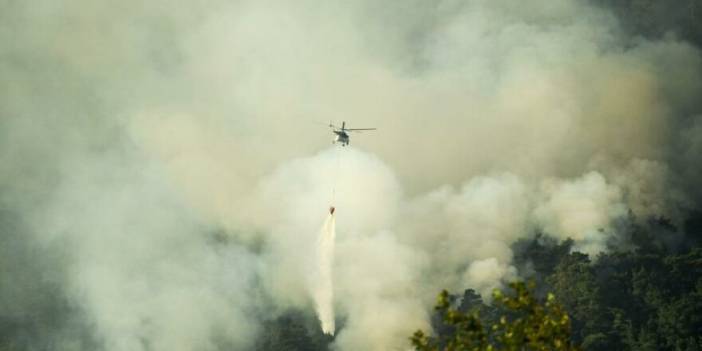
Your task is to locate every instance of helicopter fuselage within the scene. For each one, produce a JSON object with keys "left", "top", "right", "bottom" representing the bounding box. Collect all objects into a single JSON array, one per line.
[{"left": 333, "top": 130, "right": 350, "bottom": 146}]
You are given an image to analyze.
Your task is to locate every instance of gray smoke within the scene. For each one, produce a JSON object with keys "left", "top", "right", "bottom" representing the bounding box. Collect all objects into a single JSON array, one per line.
[{"left": 1, "top": 0, "right": 701, "bottom": 350}]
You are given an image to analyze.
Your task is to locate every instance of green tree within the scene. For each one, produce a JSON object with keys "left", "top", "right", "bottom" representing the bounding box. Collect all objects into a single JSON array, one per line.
[
  {"left": 412, "top": 282, "right": 580, "bottom": 351},
  {"left": 546, "top": 253, "right": 606, "bottom": 349}
]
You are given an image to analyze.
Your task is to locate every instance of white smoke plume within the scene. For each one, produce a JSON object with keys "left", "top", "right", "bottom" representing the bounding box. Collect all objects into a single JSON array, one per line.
[
  {"left": 534, "top": 172, "right": 628, "bottom": 256},
  {"left": 1, "top": 0, "right": 702, "bottom": 350}
]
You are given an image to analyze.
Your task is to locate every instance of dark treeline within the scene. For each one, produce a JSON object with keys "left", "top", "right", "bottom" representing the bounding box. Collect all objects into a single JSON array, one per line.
[
  {"left": 507, "top": 218, "right": 702, "bottom": 350},
  {"left": 414, "top": 213, "right": 702, "bottom": 351}
]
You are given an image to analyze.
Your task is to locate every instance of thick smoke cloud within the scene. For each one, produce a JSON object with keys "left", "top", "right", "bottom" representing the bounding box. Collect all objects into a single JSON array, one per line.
[{"left": 1, "top": 0, "right": 701, "bottom": 350}]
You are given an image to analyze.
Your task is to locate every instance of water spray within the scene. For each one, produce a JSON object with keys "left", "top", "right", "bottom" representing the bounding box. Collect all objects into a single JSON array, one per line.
[{"left": 314, "top": 213, "right": 336, "bottom": 335}]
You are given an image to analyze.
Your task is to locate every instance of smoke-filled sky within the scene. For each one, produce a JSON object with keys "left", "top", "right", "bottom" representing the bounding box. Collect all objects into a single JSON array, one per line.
[{"left": 1, "top": 0, "right": 701, "bottom": 350}]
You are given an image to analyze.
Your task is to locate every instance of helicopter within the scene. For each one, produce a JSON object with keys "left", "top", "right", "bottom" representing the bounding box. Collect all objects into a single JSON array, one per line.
[{"left": 329, "top": 121, "right": 376, "bottom": 146}]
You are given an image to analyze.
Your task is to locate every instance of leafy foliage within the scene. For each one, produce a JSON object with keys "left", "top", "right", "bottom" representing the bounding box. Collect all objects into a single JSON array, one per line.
[{"left": 411, "top": 282, "right": 580, "bottom": 351}]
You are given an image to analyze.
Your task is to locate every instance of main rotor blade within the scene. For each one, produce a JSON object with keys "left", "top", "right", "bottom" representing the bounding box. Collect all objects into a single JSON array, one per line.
[{"left": 311, "top": 121, "right": 336, "bottom": 128}]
